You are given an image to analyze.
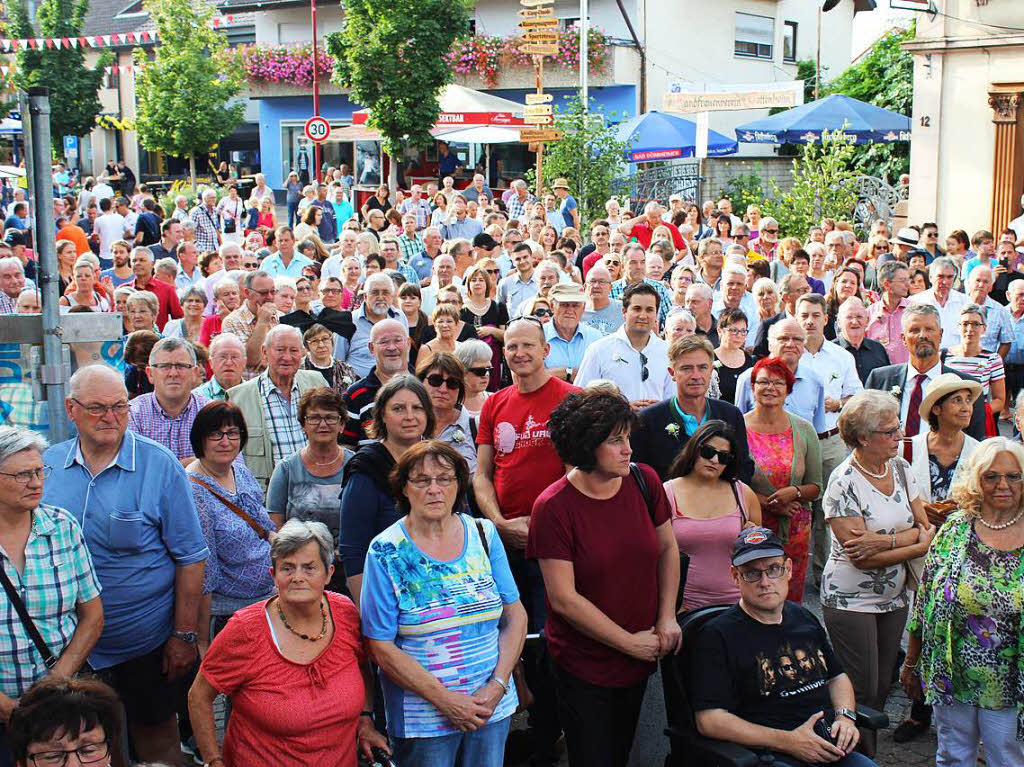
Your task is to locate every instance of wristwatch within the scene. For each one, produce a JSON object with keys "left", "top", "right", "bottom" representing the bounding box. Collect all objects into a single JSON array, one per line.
[
  {"left": 171, "top": 629, "right": 198, "bottom": 645},
  {"left": 836, "top": 708, "right": 857, "bottom": 722},
  {"left": 565, "top": 367, "right": 574, "bottom": 381}
]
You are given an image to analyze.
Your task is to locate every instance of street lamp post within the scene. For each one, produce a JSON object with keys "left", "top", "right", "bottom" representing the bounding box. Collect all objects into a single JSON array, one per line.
[{"left": 311, "top": 0, "right": 322, "bottom": 183}]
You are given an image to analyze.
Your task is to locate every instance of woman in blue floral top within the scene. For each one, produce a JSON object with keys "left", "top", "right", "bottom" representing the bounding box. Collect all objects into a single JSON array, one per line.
[
  {"left": 902, "top": 437, "right": 1024, "bottom": 767},
  {"left": 361, "top": 441, "right": 526, "bottom": 767}
]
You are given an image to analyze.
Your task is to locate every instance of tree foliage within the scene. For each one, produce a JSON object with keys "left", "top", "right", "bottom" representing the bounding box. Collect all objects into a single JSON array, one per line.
[
  {"left": 134, "top": 0, "right": 244, "bottom": 188},
  {"left": 7, "top": 0, "right": 107, "bottom": 147},
  {"left": 768, "top": 130, "right": 860, "bottom": 238},
  {"left": 327, "top": 0, "right": 472, "bottom": 158},
  {"left": 825, "top": 23, "right": 915, "bottom": 181},
  {"left": 526, "top": 93, "right": 630, "bottom": 224}
]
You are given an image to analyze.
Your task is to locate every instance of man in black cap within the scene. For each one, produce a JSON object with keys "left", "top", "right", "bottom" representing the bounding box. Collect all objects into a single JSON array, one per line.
[
  {"left": 472, "top": 231, "right": 501, "bottom": 262},
  {"left": 688, "top": 527, "right": 876, "bottom": 767}
]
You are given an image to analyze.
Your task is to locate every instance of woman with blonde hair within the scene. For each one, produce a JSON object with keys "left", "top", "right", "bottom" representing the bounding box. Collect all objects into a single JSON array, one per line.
[
  {"left": 770, "top": 236, "right": 804, "bottom": 282},
  {"left": 356, "top": 231, "right": 380, "bottom": 259},
  {"left": 60, "top": 256, "right": 111, "bottom": 311},
  {"left": 416, "top": 303, "right": 462, "bottom": 368}
]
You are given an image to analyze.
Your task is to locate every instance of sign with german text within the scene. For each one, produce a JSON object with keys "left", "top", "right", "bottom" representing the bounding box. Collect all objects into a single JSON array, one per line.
[
  {"left": 519, "top": 17, "right": 559, "bottom": 28},
  {"left": 518, "top": 7, "right": 555, "bottom": 17},
  {"left": 521, "top": 129, "right": 563, "bottom": 142},
  {"left": 525, "top": 93, "right": 553, "bottom": 104},
  {"left": 524, "top": 105, "right": 553, "bottom": 116},
  {"left": 662, "top": 90, "right": 798, "bottom": 113},
  {"left": 524, "top": 30, "right": 559, "bottom": 42},
  {"left": 518, "top": 42, "right": 559, "bottom": 55},
  {"left": 522, "top": 114, "right": 555, "bottom": 126}
]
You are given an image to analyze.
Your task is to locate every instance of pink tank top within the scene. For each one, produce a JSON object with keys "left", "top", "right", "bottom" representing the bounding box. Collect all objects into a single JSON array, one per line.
[{"left": 665, "top": 480, "right": 745, "bottom": 611}]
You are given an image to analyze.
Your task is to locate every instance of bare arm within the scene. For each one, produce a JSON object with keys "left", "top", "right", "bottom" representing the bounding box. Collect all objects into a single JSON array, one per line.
[
  {"left": 696, "top": 708, "right": 846, "bottom": 763},
  {"left": 829, "top": 513, "right": 934, "bottom": 570},
  {"left": 163, "top": 560, "right": 205, "bottom": 678},
  {"left": 742, "top": 484, "right": 762, "bottom": 527},
  {"left": 51, "top": 596, "right": 104, "bottom": 678},
  {"left": 989, "top": 377, "right": 1006, "bottom": 415},
  {"left": 187, "top": 672, "right": 222, "bottom": 765},
  {"left": 197, "top": 594, "right": 212, "bottom": 657},
  {"left": 617, "top": 215, "right": 644, "bottom": 236},
  {"left": 473, "top": 445, "right": 529, "bottom": 549}
]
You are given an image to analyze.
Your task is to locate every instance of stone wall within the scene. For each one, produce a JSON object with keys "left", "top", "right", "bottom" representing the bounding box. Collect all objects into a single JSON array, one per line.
[{"left": 700, "top": 156, "right": 796, "bottom": 203}]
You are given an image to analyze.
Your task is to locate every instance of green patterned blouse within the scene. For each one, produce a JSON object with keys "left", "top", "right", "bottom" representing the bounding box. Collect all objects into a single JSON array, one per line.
[{"left": 907, "top": 511, "right": 1024, "bottom": 740}]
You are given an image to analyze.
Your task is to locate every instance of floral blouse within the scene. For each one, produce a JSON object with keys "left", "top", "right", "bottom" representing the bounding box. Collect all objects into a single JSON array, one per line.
[{"left": 908, "top": 512, "right": 1024, "bottom": 739}]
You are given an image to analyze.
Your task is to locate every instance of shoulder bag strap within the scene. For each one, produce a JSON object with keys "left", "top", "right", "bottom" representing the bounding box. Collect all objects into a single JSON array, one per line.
[
  {"left": 893, "top": 458, "right": 910, "bottom": 498},
  {"left": 188, "top": 475, "right": 269, "bottom": 541},
  {"left": 629, "top": 462, "right": 654, "bottom": 523},
  {"left": 0, "top": 564, "right": 57, "bottom": 668},
  {"left": 731, "top": 480, "right": 747, "bottom": 526},
  {"left": 474, "top": 518, "right": 490, "bottom": 560}
]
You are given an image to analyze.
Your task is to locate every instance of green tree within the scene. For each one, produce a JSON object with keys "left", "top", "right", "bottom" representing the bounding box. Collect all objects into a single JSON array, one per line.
[
  {"left": 526, "top": 93, "right": 630, "bottom": 224},
  {"left": 718, "top": 171, "right": 766, "bottom": 219},
  {"left": 327, "top": 0, "right": 472, "bottom": 188},
  {"left": 825, "top": 24, "right": 915, "bottom": 181},
  {"left": 769, "top": 129, "right": 859, "bottom": 238},
  {"left": 133, "top": 0, "right": 244, "bottom": 188},
  {"left": 7, "top": 0, "right": 107, "bottom": 152}
]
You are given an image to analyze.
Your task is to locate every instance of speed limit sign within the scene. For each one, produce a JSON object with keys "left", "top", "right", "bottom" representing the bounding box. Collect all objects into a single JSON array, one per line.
[{"left": 304, "top": 116, "right": 330, "bottom": 143}]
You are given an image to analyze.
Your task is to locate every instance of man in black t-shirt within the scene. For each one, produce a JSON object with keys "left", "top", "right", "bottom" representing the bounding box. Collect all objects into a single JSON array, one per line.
[{"left": 689, "top": 528, "right": 877, "bottom": 767}]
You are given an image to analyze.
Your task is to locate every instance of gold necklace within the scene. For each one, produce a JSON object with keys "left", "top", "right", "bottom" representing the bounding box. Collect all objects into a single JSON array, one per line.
[{"left": 277, "top": 598, "right": 327, "bottom": 642}]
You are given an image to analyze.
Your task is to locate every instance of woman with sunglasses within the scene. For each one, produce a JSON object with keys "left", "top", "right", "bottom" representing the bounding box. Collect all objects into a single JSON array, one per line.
[
  {"left": 417, "top": 352, "right": 477, "bottom": 473},
  {"left": 522, "top": 296, "right": 553, "bottom": 324},
  {"left": 456, "top": 340, "right": 495, "bottom": 426},
  {"left": 663, "top": 420, "right": 760, "bottom": 611},
  {"left": 601, "top": 253, "right": 623, "bottom": 282},
  {"left": 743, "top": 357, "right": 822, "bottom": 603},
  {"left": 462, "top": 262, "right": 508, "bottom": 392}
]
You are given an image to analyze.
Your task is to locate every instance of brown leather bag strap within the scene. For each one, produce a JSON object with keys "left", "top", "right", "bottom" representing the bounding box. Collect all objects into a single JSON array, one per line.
[{"left": 188, "top": 474, "right": 270, "bottom": 541}]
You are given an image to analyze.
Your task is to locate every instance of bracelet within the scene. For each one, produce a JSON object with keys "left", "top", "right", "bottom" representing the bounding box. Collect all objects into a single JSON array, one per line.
[
  {"left": 902, "top": 659, "right": 920, "bottom": 671},
  {"left": 890, "top": 533, "right": 896, "bottom": 550},
  {"left": 793, "top": 486, "right": 802, "bottom": 501},
  {"left": 489, "top": 675, "right": 510, "bottom": 695}
]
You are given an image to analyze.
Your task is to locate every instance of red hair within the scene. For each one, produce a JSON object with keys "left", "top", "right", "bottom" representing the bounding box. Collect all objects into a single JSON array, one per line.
[{"left": 751, "top": 356, "right": 795, "bottom": 394}]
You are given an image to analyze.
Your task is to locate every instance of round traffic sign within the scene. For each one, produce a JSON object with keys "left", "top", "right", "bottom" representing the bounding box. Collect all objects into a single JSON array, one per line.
[{"left": 305, "top": 116, "right": 330, "bottom": 143}]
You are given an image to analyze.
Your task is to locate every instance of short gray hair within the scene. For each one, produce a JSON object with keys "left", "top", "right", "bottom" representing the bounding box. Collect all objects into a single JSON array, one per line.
[
  {"left": 877, "top": 260, "right": 908, "bottom": 285},
  {"left": 263, "top": 323, "right": 301, "bottom": 348},
  {"left": 364, "top": 272, "right": 396, "bottom": 295},
  {"left": 928, "top": 256, "right": 957, "bottom": 279},
  {"left": 960, "top": 302, "right": 988, "bottom": 323},
  {"left": 686, "top": 282, "right": 713, "bottom": 301},
  {"left": 838, "top": 390, "right": 900, "bottom": 449},
  {"left": 126, "top": 291, "right": 159, "bottom": 314},
  {"left": 244, "top": 269, "right": 272, "bottom": 291},
  {"left": 901, "top": 302, "right": 940, "bottom": 330},
  {"left": 209, "top": 332, "right": 245, "bottom": 357},
  {"left": 149, "top": 336, "right": 197, "bottom": 366},
  {"left": 0, "top": 256, "right": 23, "bottom": 274},
  {"left": 154, "top": 257, "right": 178, "bottom": 277},
  {"left": 456, "top": 339, "right": 493, "bottom": 367},
  {"left": 131, "top": 246, "right": 154, "bottom": 263},
  {"left": 752, "top": 277, "right": 779, "bottom": 297},
  {"left": 0, "top": 425, "right": 48, "bottom": 470},
  {"left": 270, "top": 518, "right": 334, "bottom": 570}
]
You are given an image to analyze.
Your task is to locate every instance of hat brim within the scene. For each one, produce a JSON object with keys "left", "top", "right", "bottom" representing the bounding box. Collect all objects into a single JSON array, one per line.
[
  {"left": 732, "top": 546, "right": 786, "bottom": 567},
  {"left": 918, "top": 379, "right": 983, "bottom": 421}
]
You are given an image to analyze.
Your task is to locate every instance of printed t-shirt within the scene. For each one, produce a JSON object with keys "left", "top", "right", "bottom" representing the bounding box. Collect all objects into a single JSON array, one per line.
[{"left": 475, "top": 376, "right": 578, "bottom": 520}]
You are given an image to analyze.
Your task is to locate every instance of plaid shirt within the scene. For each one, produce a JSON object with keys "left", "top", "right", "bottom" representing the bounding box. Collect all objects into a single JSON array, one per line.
[
  {"left": 0, "top": 504, "right": 101, "bottom": 697},
  {"left": 222, "top": 303, "right": 278, "bottom": 379},
  {"left": 195, "top": 375, "right": 230, "bottom": 401},
  {"left": 0, "top": 291, "right": 16, "bottom": 314},
  {"left": 610, "top": 277, "right": 672, "bottom": 329},
  {"left": 506, "top": 192, "right": 536, "bottom": 222},
  {"left": 397, "top": 232, "right": 424, "bottom": 263},
  {"left": 257, "top": 371, "right": 306, "bottom": 464},
  {"left": 398, "top": 199, "right": 432, "bottom": 230},
  {"left": 127, "top": 391, "right": 210, "bottom": 460},
  {"left": 190, "top": 204, "right": 222, "bottom": 252}
]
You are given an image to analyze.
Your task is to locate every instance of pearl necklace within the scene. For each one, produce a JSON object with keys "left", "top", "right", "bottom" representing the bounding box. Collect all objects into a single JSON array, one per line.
[
  {"left": 978, "top": 506, "right": 1024, "bottom": 531},
  {"left": 852, "top": 455, "right": 889, "bottom": 480},
  {"left": 305, "top": 445, "right": 342, "bottom": 466}
]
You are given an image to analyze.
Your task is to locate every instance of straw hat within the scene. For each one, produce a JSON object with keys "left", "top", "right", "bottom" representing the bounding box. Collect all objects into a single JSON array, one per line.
[
  {"left": 918, "top": 373, "right": 982, "bottom": 421},
  {"left": 551, "top": 178, "right": 571, "bottom": 191}
]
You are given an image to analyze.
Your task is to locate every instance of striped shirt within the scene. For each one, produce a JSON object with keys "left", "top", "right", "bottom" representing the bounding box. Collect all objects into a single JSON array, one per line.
[
  {"left": 128, "top": 391, "right": 210, "bottom": 460},
  {"left": 257, "top": 371, "right": 306, "bottom": 465},
  {"left": 0, "top": 504, "right": 101, "bottom": 697},
  {"left": 361, "top": 514, "right": 519, "bottom": 737},
  {"left": 943, "top": 351, "right": 1005, "bottom": 398}
]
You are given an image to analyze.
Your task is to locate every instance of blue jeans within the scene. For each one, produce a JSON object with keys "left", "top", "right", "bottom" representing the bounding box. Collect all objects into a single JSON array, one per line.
[
  {"left": 390, "top": 716, "right": 511, "bottom": 767},
  {"left": 287, "top": 200, "right": 299, "bottom": 228},
  {"left": 934, "top": 702, "right": 1024, "bottom": 767},
  {"left": 767, "top": 752, "right": 877, "bottom": 767}
]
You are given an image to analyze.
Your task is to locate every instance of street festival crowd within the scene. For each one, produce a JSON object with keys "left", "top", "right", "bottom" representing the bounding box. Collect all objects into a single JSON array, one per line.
[{"left": 0, "top": 165, "right": 1022, "bottom": 767}]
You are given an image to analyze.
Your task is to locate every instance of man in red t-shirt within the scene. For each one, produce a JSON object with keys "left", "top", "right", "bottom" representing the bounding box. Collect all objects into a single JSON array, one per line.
[
  {"left": 128, "top": 245, "right": 183, "bottom": 331},
  {"left": 474, "top": 316, "right": 578, "bottom": 766},
  {"left": 617, "top": 200, "right": 686, "bottom": 251}
]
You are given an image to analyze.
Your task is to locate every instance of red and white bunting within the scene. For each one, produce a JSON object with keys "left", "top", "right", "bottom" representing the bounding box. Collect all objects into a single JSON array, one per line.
[{"left": 0, "top": 30, "right": 160, "bottom": 50}]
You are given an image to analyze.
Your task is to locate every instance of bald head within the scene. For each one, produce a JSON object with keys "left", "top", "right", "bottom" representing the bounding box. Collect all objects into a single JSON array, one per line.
[
  {"left": 68, "top": 364, "right": 126, "bottom": 400},
  {"left": 369, "top": 318, "right": 410, "bottom": 376}
]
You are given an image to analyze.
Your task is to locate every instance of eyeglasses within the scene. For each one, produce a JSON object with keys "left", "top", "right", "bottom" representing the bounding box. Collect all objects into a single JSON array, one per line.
[
  {"left": 763, "top": 229, "right": 779, "bottom": 235},
  {"left": 724, "top": 326, "right": 748, "bottom": 336},
  {"left": 959, "top": 321, "right": 985, "bottom": 329},
  {"left": 738, "top": 563, "right": 787, "bottom": 583},
  {"left": 407, "top": 474, "right": 457, "bottom": 489},
  {"left": 150, "top": 362, "right": 194, "bottom": 372},
  {"left": 486, "top": 269, "right": 500, "bottom": 275},
  {"left": 321, "top": 288, "right": 343, "bottom": 295},
  {"left": 71, "top": 399, "right": 129, "bottom": 417},
  {"left": 604, "top": 260, "right": 621, "bottom": 266},
  {"left": 533, "top": 308, "right": 552, "bottom": 318},
  {"left": 207, "top": 429, "right": 242, "bottom": 442},
  {"left": 29, "top": 741, "right": 109, "bottom": 767},
  {"left": 981, "top": 472, "right": 1023, "bottom": 486},
  {"left": 698, "top": 444, "right": 732, "bottom": 465},
  {"left": 425, "top": 374, "right": 460, "bottom": 390},
  {"left": 586, "top": 279, "right": 611, "bottom": 286},
  {"left": 467, "top": 366, "right": 491, "bottom": 377},
  {"left": 640, "top": 351, "right": 649, "bottom": 382},
  {"left": 0, "top": 465, "right": 52, "bottom": 484},
  {"left": 304, "top": 415, "right": 341, "bottom": 426},
  {"left": 243, "top": 261, "right": 259, "bottom": 269},
  {"left": 252, "top": 287, "right": 276, "bottom": 297},
  {"left": 753, "top": 379, "right": 787, "bottom": 390},
  {"left": 872, "top": 426, "right": 903, "bottom": 439}
]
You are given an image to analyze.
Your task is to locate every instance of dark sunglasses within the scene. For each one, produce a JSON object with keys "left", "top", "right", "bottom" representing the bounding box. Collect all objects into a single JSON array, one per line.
[
  {"left": 639, "top": 350, "right": 649, "bottom": 382},
  {"left": 533, "top": 308, "right": 552, "bottom": 318},
  {"left": 698, "top": 444, "right": 733, "bottom": 465},
  {"left": 467, "top": 366, "right": 491, "bottom": 377},
  {"left": 425, "top": 374, "right": 460, "bottom": 390}
]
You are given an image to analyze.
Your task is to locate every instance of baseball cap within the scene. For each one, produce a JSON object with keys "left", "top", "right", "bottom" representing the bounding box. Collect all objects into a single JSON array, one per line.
[
  {"left": 731, "top": 526, "right": 786, "bottom": 567},
  {"left": 473, "top": 232, "right": 500, "bottom": 251},
  {"left": 548, "top": 282, "right": 587, "bottom": 303}
]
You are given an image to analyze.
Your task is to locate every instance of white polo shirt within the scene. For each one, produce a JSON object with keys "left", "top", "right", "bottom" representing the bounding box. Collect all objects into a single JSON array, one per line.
[
  {"left": 800, "top": 340, "right": 863, "bottom": 431},
  {"left": 574, "top": 326, "right": 675, "bottom": 402}
]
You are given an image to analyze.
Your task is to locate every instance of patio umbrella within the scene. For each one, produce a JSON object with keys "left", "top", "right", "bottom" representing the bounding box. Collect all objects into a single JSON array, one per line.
[
  {"left": 734, "top": 94, "right": 911, "bottom": 145},
  {"left": 615, "top": 110, "right": 737, "bottom": 162}
]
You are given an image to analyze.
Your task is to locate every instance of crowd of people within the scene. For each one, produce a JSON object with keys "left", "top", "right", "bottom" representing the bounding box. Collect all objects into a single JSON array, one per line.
[{"left": 0, "top": 174, "right": 1022, "bottom": 767}]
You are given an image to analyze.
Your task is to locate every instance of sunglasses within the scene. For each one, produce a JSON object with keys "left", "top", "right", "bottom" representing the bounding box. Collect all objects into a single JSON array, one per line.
[
  {"left": 534, "top": 308, "right": 552, "bottom": 318},
  {"left": 425, "top": 374, "right": 460, "bottom": 390},
  {"left": 467, "top": 366, "right": 491, "bottom": 377},
  {"left": 698, "top": 444, "right": 733, "bottom": 465},
  {"left": 639, "top": 351, "right": 649, "bottom": 382}
]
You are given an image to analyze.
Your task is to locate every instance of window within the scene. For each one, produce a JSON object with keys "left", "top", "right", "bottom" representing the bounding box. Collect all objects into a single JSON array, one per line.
[
  {"left": 734, "top": 13, "right": 774, "bottom": 60},
  {"left": 783, "top": 21, "right": 798, "bottom": 63}
]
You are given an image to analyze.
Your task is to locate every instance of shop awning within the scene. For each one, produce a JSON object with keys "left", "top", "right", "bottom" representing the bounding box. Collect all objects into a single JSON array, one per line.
[
  {"left": 435, "top": 126, "right": 524, "bottom": 144},
  {"left": 351, "top": 84, "right": 526, "bottom": 128}
]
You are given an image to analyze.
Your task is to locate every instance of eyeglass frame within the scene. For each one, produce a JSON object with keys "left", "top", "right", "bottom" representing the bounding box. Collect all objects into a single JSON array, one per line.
[
  {"left": 0, "top": 465, "right": 52, "bottom": 484},
  {"left": 27, "top": 739, "right": 110, "bottom": 767}
]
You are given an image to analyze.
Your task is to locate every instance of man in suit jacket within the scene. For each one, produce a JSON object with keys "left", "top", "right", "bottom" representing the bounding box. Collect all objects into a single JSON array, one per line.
[
  {"left": 751, "top": 272, "right": 810, "bottom": 357},
  {"left": 865, "top": 303, "right": 986, "bottom": 441},
  {"left": 631, "top": 334, "right": 754, "bottom": 481},
  {"left": 229, "top": 324, "right": 329, "bottom": 491}
]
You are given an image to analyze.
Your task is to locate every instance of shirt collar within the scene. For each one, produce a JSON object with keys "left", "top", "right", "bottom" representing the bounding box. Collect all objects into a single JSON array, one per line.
[
  {"left": 67, "top": 431, "right": 136, "bottom": 473},
  {"left": 259, "top": 370, "right": 299, "bottom": 398},
  {"left": 28, "top": 504, "right": 58, "bottom": 539}
]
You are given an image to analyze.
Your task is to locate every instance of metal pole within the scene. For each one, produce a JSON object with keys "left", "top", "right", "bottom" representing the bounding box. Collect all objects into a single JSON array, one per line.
[
  {"left": 311, "top": 0, "right": 322, "bottom": 184},
  {"left": 27, "top": 87, "right": 68, "bottom": 442},
  {"left": 815, "top": 7, "right": 821, "bottom": 101},
  {"left": 580, "top": 0, "right": 588, "bottom": 109}
]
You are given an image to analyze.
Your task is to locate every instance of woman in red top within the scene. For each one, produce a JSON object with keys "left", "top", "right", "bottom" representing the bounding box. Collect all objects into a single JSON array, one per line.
[{"left": 189, "top": 519, "right": 389, "bottom": 767}]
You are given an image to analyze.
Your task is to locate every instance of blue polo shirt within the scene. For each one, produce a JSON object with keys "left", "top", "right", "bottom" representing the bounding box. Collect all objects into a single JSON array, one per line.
[
  {"left": 544, "top": 320, "right": 603, "bottom": 371},
  {"left": 733, "top": 359, "right": 827, "bottom": 433},
  {"left": 407, "top": 250, "right": 434, "bottom": 282},
  {"left": 260, "top": 251, "right": 314, "bottom": 278},
  {"left": 41, "top": 431, "right": 209, "bottom": 669}
]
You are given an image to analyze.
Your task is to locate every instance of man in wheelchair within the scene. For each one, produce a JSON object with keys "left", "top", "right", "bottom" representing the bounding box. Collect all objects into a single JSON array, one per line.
[{"left": 688, "top": 527, "right": 878, "bottom": 767}]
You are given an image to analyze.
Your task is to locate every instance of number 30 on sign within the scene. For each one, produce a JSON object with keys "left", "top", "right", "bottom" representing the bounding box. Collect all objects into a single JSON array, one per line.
[{"left": 305, "top": 116, "right": 330, "bottom": 143}]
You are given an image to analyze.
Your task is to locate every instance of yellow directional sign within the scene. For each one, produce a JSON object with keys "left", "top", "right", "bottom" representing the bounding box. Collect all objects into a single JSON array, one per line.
[
  {"left": 518, "top": 7, "right": 554, "bottom": 17},
  {"left": 525, "top": 93, "right": 554, "bottom": 104},
  {"left": 524, "top": 105, "right": 553, "bottom": 116},
  {"left": 524, "top": 30, "right": 559, "bottom": 42},
  {"left": 522, "top": 114, "right": 555, "bottom": 126},
  {"left": 518, "top": 42, "right": 559, "bottom": 55},
  {"left": 522, "top": 129, "right": 563, "bottom": 142},
  {"left": 519, "top": 17, "right": 559, "bottom": 28}
]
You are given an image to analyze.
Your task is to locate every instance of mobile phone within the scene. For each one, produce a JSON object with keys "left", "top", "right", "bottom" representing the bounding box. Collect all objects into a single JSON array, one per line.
[
  {"left": 813, "top": 711, "right": 838, "bottom": 745},
  {"left": 358, "top": 748, "right": 394, "bottom": 767}
]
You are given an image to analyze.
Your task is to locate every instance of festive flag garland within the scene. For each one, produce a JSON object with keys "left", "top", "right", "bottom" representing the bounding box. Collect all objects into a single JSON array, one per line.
[{"left": 0, "top": 31, "right": 159, "bottom": 51}]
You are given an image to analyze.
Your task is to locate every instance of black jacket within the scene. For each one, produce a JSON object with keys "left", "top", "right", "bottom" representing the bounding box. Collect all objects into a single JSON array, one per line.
[{"left": 864, "top": 363, "right": 987, "bottom": 441}]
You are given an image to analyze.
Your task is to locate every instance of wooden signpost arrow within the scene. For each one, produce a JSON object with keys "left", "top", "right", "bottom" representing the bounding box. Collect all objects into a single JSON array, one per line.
[{"left": 518, "top": 0, "right": 560, "bottom": 194}]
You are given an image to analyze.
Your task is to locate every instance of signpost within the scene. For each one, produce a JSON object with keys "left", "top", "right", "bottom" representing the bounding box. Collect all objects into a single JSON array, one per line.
[
  {"left": 518, "top": 0, "right": 557, "bottom": 194},
  {"left": 304, "top": 116, "right": 330, "bottom": 143}
]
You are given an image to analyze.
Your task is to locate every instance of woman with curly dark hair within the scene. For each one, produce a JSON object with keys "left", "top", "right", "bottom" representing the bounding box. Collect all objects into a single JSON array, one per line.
[{"left": 526, "top": 389, "right": 682, "bottom": 767}]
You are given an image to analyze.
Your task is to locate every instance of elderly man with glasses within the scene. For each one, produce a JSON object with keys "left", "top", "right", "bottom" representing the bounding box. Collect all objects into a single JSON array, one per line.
[
  {"left": 223, "top": 269, "right": 280, "bottom": 377},
  {"left": 751, "top": 217, "right": 780, "bottom": 261}
]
